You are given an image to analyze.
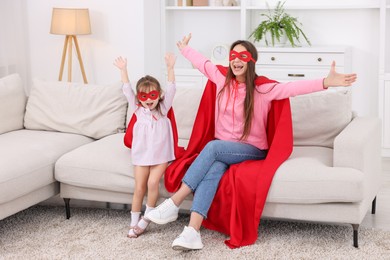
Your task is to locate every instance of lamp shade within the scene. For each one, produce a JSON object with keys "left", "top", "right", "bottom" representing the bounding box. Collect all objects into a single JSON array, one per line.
[{"left": 50, "top": 8, "right": 91, "bottom": 35}]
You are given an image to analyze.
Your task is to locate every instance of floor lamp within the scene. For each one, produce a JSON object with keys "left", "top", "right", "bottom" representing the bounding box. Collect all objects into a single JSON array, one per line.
[{"left": 50, "top": 8, "right": 91, "bottom": 84}]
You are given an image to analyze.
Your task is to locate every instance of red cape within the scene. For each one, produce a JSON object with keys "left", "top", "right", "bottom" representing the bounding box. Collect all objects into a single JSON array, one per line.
[
  {"left": 124, "top": 108, "right": 185, "bottom": 159},
  {"left": 164, "top": 66, "right": 293, "bottom": 248}
]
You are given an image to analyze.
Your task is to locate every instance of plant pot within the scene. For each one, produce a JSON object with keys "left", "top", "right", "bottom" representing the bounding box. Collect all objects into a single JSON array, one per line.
[{"left": 265, "top": 30, "right": 287, "bottom": 47}]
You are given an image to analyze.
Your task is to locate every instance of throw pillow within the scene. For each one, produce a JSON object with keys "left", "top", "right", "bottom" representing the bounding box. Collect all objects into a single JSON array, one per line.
[
  {"left": 24, "top": 79, "right": 128, "bottom": 139},
  {"left": 0, "top": 74, "right": 26, "bottom": 134},
  {"left": 290, "top": 89, "right": 352, "bottom": 148}
]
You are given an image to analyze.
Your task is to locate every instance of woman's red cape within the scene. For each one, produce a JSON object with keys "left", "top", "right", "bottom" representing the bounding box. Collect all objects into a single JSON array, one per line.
[{"left": 164, "top": 66, "right": 293, "bottom": 248}]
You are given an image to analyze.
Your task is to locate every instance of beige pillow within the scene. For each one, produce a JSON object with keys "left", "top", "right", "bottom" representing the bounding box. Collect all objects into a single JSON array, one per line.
[
  {"left": 0, "top": 74, "right": 26, "bottom": 134},
  {"left": 24, "top": 79, "right": 128, "bottom": 139},
  {"left": 290, "top": 89, "right": 352, "bottom": 148},
  {"left": 172, "top": 84, "right": 204, "bottom": 140}
]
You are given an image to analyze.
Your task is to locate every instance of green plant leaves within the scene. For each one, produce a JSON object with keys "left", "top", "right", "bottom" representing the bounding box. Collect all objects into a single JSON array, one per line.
[{"left": 249, "top": 1, "right": 311, "bottom": 47}]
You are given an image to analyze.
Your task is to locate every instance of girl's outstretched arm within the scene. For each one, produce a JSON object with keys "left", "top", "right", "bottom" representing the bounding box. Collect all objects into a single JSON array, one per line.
[
  {"left": 114, "top": 56, "right": 136, "bottom": 110},
  {"left": 165, "top": 52, "right": 176, "bottom": 83},
  {"left": 113, "top": 56, "right": 130, "bottom": 84}
]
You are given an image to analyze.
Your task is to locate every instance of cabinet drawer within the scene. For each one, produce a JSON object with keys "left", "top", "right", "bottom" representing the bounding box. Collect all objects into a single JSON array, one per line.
[
  {"left": 256, "top": 66, "right": 338, "bottom": 82},
  {"left": 257, "top": 52, "right": 345, "bottom": 67}
]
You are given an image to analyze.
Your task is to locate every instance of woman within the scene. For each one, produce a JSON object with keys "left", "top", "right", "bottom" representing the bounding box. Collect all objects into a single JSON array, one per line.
[{"left": 147, "top": 33, "right": 357, "bottom": 250}]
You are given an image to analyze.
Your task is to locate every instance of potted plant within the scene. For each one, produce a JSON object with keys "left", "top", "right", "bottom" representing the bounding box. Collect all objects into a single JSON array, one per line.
[{"left": 249, "top": 1, "right": 311, "bottom": 47}]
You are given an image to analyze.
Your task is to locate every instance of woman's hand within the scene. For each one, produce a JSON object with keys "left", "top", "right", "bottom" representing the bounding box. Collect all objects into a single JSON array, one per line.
[
  {"left": 323, "top": 61, "right": 357, "bottom": 88},
  {"left": 176, "top": 33, "right": 192, "bottom": 51},
  {"left": 113, "top": 56, "right": 127, "bottom": 71}
]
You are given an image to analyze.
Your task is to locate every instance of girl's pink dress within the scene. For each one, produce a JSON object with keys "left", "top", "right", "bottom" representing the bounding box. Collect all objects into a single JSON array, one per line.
[{"left": 122, "top": 82, "right": 176, "bottom": 166}]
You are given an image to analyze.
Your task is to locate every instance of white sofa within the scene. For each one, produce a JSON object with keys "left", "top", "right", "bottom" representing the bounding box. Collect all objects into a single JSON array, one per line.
[{"left": 0, "top": 73, "right": 382, "bottom": 248}]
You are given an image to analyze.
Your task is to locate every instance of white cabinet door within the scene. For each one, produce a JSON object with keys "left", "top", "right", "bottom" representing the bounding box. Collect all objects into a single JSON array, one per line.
[{"left": 255, "top": 47, "right": 351, "bottom": 82}]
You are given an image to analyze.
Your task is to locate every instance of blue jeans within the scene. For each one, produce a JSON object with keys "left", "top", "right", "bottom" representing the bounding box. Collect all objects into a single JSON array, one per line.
[{"left": 182, "top": 140, "right": 267, "bottom": 218}]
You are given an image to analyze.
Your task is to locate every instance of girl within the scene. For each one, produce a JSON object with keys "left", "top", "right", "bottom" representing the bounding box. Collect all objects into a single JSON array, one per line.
[
  {"left": 147, "top": 34, "right": 357, "bottom": 250},
  {"left": 114, "top": 53, "right": 177, "bottom": 238}
]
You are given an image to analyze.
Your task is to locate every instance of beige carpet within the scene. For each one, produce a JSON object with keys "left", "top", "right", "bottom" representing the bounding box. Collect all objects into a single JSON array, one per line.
[{"left": 0, "top": 205, "right": 389, "bottom": 259}]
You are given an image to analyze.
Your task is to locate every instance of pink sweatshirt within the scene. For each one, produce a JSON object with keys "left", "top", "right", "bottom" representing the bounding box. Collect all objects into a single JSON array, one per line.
[{"left": 181, "top": 46, "right": 325, "bottom": 150}]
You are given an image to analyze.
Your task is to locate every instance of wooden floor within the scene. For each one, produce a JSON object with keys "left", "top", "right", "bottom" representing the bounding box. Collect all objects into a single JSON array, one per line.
[{"left": 361, "top": 158, "right": 390, "bottom": 231}]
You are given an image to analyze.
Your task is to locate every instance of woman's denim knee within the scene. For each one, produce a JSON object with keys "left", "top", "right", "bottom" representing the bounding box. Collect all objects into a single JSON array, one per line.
[{"left": 182, "top": 140, "right": 267, "bottom": 218}]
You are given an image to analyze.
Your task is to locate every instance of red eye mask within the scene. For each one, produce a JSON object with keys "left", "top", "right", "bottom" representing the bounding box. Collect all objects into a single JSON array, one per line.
[
  {"left": 137, "top": 90, "right": 160, "bottom": 102},
  {"left": 229, "top": 50, "right": 255, "bottom": 63}
]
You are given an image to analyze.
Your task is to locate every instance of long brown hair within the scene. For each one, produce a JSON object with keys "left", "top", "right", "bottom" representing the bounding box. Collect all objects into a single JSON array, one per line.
[
  {"left": 217, "top": 40, "right": 258, "bottom": 140},
  {"left": 136, "top": 75, "right": 164, "bottom": 115}
]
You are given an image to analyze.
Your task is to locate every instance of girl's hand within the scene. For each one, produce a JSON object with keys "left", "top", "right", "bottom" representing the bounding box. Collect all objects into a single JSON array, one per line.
[
  {"left": 176, "top": 33, "right": 192, "bottom": 51},
  {"left": 113, "top": 56, "right": 127, "bottom": 71},
  {"left": 165, "top": 53, "right": 176, "bottom": 69},
  {"left": 323, "top": 61, "right": 357, "bottom": 88}
]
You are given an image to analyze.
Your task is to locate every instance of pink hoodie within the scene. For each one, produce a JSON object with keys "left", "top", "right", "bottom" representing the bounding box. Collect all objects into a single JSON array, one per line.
[{"left": 181, "top": 46, "right": 325, "bottom": 150}]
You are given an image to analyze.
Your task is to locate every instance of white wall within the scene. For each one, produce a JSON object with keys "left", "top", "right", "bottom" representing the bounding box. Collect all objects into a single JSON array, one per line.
[
  {"left": 22, "top": 1, "right": 380, "bottom": 117},
  {"left": 0, "top": 0, "right": 29, "bottom": 88},
  {"left": 24, "top": 0, "right": 153, "bottom": 89},
  {"left": 280, "top": 8, "right": 380, "bottom": 117}
]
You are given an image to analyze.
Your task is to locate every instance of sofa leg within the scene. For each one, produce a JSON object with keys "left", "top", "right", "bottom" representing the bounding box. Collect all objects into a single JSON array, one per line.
[
  {"left": 371, "top": 196, "right": 377, "bottom": 214},
  {"left": 64, "top": 198, "right": 71, "bottom": 219},
  {"left": 352, "top": 224, "right": 359, "bottom": 248}
]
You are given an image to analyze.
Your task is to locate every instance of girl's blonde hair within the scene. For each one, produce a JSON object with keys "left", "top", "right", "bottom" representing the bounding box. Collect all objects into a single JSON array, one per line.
[{"left": 136, "top": 75, "right": 164, "bottom": 115}]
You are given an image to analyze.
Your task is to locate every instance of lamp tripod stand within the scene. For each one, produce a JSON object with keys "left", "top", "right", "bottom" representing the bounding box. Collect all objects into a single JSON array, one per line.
[{"left": 59, "top": 35, "right": 88, "bottom": 84}]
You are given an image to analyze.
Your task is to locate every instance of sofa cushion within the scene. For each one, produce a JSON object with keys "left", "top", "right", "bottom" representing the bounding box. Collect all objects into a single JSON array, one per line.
[
  {"left": 172, "top": 83, "right": 204, "bottom": 141},
  {"left": 55, "top": 134, "right": 174, "bottom": 199},
  {"left": 0, "top": 130, "right": 93, "bottom": 204},
  {"left": 267, "top": 146, "right": 365, "bottom": 204},
  {"left": 24, "top": 79, "right": 128, "bottom": 139},
  {"left": 290, "top": 89, "right": 352, "bottom": 148},
  {"left": 55, "top": 134, "right": 134, "bottom": 193},
  {"left": 0, "top": 74, "right": 26, "bottom": 134}
]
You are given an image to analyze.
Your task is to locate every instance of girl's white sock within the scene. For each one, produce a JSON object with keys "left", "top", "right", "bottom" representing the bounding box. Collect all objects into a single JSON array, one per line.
[
  {"left": 138, "top": 205, "right": 154, "bottom": 229},
  {"left": 130, "top": 211, "right": 141, "bottom": 227},
  {"left": 144, "top": 204, "right": 154, "bottom": 218}
]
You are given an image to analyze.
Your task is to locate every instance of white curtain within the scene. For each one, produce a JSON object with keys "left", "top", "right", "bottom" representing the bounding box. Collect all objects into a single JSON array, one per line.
[{"left": 0, "top": 0, "right": 28, "bottom": 92}]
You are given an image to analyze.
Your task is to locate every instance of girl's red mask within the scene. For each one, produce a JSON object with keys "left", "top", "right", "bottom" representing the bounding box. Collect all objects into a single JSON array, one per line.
[
  {"left": 229, "top": 50, "right": 255, "bottom": 63},
  {"left": 137, "top": 90, "right": 160, "bottom": 101}
]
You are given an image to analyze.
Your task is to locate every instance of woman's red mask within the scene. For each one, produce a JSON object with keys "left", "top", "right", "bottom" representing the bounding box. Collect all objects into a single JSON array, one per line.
[
  {"left": 229, "top": 50, "right": 255, "bottom": 63},
  {"left": 137, "top": 90, "right": 160, "bottom": 102}
]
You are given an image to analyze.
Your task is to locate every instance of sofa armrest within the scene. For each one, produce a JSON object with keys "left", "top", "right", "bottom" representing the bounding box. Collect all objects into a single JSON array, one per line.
[{"left": 334, "top": 116, "right": 382, "bottom": 176}]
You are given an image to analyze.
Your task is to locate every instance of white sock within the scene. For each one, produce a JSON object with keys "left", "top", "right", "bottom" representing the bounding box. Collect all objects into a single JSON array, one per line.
[
  {"left": 130, "top": 211, "right": 141, "bottom": 227},
  {"left": 137, "top": 205, "right": 154, "bottom": 230},
  {"left": 137, "top": 218, "right": 150, "bottom": 230},
  {"left": 144, "top": 204, "right": 154, "bottom": 218}
]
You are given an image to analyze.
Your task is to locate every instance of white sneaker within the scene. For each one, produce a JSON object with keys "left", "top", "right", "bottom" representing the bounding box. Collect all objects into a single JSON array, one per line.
[
  {"left": 171, "top": 226, "right": 204, "bottom": 251},
  {"left": 146, "top": 198, "right": 179, "bottom": 225}
]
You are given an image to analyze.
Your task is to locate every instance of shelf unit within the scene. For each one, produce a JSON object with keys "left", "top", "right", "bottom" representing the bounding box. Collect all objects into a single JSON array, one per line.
[
  {"left": 379, "top": 0, "right": 390, "bottom": 156},
  {"left": 161, "top": 0, "right": 388, "bottom": 155},
  {"left": 161, "top": 0, "right": 377, "bottom": 70}
]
